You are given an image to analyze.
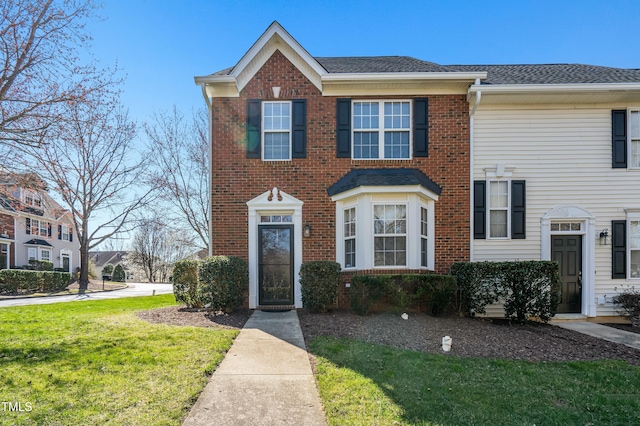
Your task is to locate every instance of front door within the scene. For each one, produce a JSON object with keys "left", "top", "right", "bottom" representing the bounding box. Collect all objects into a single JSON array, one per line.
[
  {"left": 61, "top": 255, "right": 70, "bottom": 272},
  {"left": 552, "top": 235, "right": 582, "bottom": 313},
  {"left": 258, "top": 224, "right": 294, "bottom": 305}
]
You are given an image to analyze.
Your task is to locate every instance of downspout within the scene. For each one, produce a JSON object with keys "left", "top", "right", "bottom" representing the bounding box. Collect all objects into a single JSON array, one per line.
[
  {"left": 200, "top": 84, "right": 214, "bottom": 257},
  {"left": 468, "top": 80, "right": 482, "bottom": 262}
]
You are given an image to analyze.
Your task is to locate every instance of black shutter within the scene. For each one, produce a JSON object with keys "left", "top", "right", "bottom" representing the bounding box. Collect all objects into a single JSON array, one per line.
[
  {"left": 612, "top": 220, "right": 626, "bottom": 279},
  {"left": 511, "top": 180, "right": 526, "bottom": 239},
  {"left": 26, "top": 218, "right": 30, "bottom": 235},
  {"left": 291, "top": 99, "right": 306, "bottom": 158},
  {"left": 69, "top": 229, "right": 73, "bottom": 242},
  {"left": 473, "top": 180, "right": 486, "bottom": 239},
  {"left": 48, "top": 223, "right": 52, "bottom": 237},
  {"left": 413, "top": 98, "right": 429, "bottom": 157},
  {"left": 336, "top": 98, "right": 351, "bottom": 158},
  {"left": 612, "top": 110, "right": 627, "bottom": 168},
  {"left": 246, "top": 99, "right": 261, "bottom": 159},
  {"left": 58, "top": 224, "right": 62, "bottom": 240}
]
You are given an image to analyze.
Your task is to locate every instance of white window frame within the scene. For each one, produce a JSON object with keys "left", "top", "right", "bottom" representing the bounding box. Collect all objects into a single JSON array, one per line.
[
  {"left": 23, "top": 190, "right": 42, "bottom": 208},
  {"left": 27, "top": 247, "right": 37, "bottom": 261},
  {"left": 0, "top": 243, "right": 9, "bottom": 269},
  {"left": 629, "top": 109, "right": 640, "bottom": 169},
  {"left": 343, "top": 206, "right": 356, "bottom": 269},
  {"left": 351, "top": 100, "right": 412, "bottom": 160},
  {"left": 628, "top": 212, "right": 640, "bottom": 279},
  {"left": 420, "top": 205, "right": 429, "bottom": 268},
  {"left": 61, "top": 225, "right": 70, "bottom": 241},
  {"left": 40, "top": 249, "right": 51, "bottom": 262},
  {"left": 333, "top": 189, "right": 437, "bottom": 271},
  {"left": 487, "top": 179, "right": 511, "bottom": 239},
  {"left": 30, "top": 219, "right": 48, "bottom": 237},
  {"left": 373, "top": 203, "right": 408, "bottom": 267},
  {"left": 262, "top": 100, "right": 292, "bottom": 161}
]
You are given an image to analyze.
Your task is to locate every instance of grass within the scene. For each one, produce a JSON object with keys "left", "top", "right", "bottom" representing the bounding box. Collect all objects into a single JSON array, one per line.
[
  {"left": 0, "top": 294, "right": 238, "bottom": 425},
  {"left": 310, "top": 336, "right": 640, "bottom": 426}
]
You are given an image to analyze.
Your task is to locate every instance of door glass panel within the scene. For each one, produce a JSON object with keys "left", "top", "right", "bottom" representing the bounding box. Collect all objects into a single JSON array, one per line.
[{"left": 259, "top": 226, "right": 292, "bottom": 304}]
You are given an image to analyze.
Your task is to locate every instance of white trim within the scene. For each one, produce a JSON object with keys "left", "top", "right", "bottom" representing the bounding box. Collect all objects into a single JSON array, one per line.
[
  {"left": 469, "top": 82, "right": 640, "bottom": 95},
  {"left": 324, "top": 72, "right": 487, "bottom": 82},
  {"left": 541, "top": 205, "right": 596, "bottom": 317},
  {"left": 330, "top": 184, "right": 439, "bottom": 203},
  {"left": 247, "top": 188, "right": 303, "bottom": 309}
]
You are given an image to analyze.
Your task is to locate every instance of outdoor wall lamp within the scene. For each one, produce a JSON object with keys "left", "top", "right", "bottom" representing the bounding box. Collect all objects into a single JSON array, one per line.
[
  {"left": 304, "top": 222, "right": 311, "bottom": 238},
  {"left": 599, "top": 229, "right": 609, "bottom": 246}
]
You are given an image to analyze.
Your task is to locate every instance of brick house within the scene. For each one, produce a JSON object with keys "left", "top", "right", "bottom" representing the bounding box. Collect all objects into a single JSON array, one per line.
[{"left": 195, "top": 22, "right": 483, "bottom": 309}]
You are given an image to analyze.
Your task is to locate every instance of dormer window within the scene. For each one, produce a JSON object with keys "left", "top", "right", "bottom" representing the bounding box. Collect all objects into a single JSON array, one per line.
[{"left": 24, "top": 190, "right": 42, "bottom": 208}]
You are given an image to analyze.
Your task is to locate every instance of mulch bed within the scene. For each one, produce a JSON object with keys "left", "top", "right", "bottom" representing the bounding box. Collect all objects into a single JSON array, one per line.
[{"left": 135, "top": 306, "right": 640, "bottom": 365}]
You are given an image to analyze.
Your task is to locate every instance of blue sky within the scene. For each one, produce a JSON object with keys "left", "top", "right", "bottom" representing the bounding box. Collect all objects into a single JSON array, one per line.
[{"left": 87, "top": 0, "right": 640, "bottom": 128}]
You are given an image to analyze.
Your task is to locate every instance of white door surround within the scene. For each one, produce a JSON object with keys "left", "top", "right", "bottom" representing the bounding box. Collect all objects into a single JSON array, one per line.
[
  {"left": 247, "top": 188, "right": 304, "bottom": 309},
  {"left": 541, "top": 205, "right": 596, "bottom": 317}
]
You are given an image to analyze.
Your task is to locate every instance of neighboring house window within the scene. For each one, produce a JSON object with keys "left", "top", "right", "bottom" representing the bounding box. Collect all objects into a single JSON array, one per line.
[
  {"left": 344, "top": 207, "right": 356, "bottom": 268},
  {"left": 373, "top": 204, "right": 407, "bottom": 267},
  {"left": 488, "top": 180, "right": 509, "bottom": 238},
  {"left": 352, "top": 101, "right": 411, "bottom": 160},
  {"left": 0, "top": 243, "right": 8, "bottom": 269},
  {"left": 40, "top": 249, "right": 51, "bottom": 262},
  {"left": 474, "top": 180, "right": 526, "bottom": 240},
  {"left": 263, "top": 101, "right": 291, "bottom": 160},
  {"left": 27, "top": 219, "right": 49, "bottom": 237},
  {"left": 420, "top": 207, "right": 428, "bottom": 268},
  {"left": 28, "top": 247, "right": 37, "bottom": 261},
  {"left": 24, "top": 191, "right": 42, "bottom": 207},
  {"left": 61, "top": 225, "right": 70, "bottom": 241},
  {"left": 630, "top": 110, "right": 640, "bottom": 168}
]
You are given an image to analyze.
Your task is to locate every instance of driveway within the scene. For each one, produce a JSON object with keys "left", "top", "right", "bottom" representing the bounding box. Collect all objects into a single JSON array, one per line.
[{"left": 0, "top": 283, "right": 173, "bottom": 308}]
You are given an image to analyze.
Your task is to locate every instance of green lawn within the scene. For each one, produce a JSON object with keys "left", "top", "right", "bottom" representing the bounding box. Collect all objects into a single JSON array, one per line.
[
  {"left": 310, "top": 336, "right": 640, "bottom": 426},
  {"left": 0, "top": 295, "right": 237, "bottom": 425}
]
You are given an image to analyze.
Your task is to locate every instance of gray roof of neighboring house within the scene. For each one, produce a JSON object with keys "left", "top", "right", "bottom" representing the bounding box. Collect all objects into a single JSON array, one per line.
[
  {"left": 211, "top": 55, "right": 640, "bottom": 85},
  {"left": 327, "top": 168, "right": 442, "bottom": 197},
  {"left": 88, "top": 251, "right": 129, "bottom": 267}
]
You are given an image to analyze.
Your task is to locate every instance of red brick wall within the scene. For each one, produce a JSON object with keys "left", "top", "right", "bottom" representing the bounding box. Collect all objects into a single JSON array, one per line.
[{"left": 210, "top": 50, "right": 470, "bottom": 276}]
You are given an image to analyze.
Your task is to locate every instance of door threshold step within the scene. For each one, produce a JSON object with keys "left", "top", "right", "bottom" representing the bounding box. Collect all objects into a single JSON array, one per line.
[{"left": 257, "top": 305, "right": 295, "bottom": 312}]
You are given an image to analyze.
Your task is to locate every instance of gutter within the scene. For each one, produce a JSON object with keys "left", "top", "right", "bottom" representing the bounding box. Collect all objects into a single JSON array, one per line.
[{"left": 467, "top": 82, "right": 640, "bottom": 95}]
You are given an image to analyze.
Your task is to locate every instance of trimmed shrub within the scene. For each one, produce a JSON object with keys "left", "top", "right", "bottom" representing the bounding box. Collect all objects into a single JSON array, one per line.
[
  {"left": 612, "top": 288, "right": 640, "bottom": 327},
  {"left": 350, "top": 275, "right": 390, "bottom": 315},
  {"left": 102, "top": 263, "right": 114, "bottom": 275},
  {"left": 112, "top": 264, "right": 126, "bottom": 282},
  {"left": 28, "top": 259, "right": 53, "bottom": 271},
  {"left": 450, "top": 260, "right": 561, "bottom": 322},
  {"left": 0, "top": 270, "right": 70, "bottom": 293},
  {"left": 413, "top": 274, "right": 457, "bottom": 316},
  {"left": 300, "top": 261, "right": 341, "bottom": 312},
  {"left": 198, "top": 256, "right": 248, "bottom": 312},
  {"left": 173, "top": 260, "right": 202, "bottom": 308}
]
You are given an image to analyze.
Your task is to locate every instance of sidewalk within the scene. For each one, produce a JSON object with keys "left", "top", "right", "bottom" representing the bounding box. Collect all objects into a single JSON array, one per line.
[
  {"left": 182, "top": 310, "right": 326, "bottom": 426},
  {"left": 554, "top": 321, "right": 640, "bottom": 350}
]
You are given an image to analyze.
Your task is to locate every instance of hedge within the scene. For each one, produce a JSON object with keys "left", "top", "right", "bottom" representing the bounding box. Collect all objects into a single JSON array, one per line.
[
  {"left": 198, "top": 256, "right": 248, "bottom": 312},
  {"left": 172, "top": 260, "right": 202, "bottom": 308},
  {"left": 350, "top": 274, "right": 456, "bottom": 316},
  {"left": 0, "top": 269, "right": 71, "bottom": 294},
  {"left": 450, "top": 260, "right": 561, "bottom": 322},
  {"left": 112, "top": 264, "right": 126, "bottom": 282},
  {"left": 300, "top": 261, "right": 341, "bottom": 312}
]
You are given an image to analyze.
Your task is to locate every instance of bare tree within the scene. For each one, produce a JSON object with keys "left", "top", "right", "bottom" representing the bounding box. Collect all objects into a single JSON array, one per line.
[
  {"left": 127, "top": 217, "right": 194, "bottom": 283},
  {"left": 0, "top": 0, "right": 108, "bottom": 148},
  {"left": 143, "top": 106, "right": 209, "bottom": 251},
  {"left": 12, "top": 88, "right": 155, "bottom": 289}
]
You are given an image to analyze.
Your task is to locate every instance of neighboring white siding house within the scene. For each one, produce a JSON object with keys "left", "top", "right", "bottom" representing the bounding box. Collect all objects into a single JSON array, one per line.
[{"left": 464, "top": 64, "right": 640, "bottom": 318}]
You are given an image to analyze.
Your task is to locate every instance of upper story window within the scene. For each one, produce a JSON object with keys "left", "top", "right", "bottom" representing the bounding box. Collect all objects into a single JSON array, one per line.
[
  {"left": 61, "top": 225, "right": 70, "bottom": 241},
  {"left": 488, "top": 180, "right": 509, "bottom": 238},
  {"left": 474, "top": 179, "right": 526, "bottom": 240},
  {"left": 352, "top": 101, "right": 411, "bottom": 160},
  {"left": 262, "top": 101, "right": 291, "bottom": 161},
  {"left": 23, "top": 190, "right": 42, "bottom": 208}
]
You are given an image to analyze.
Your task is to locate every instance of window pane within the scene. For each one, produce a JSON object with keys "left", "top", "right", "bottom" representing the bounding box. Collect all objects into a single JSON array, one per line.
[
  {"left": 630, "top": 221, "right": 640, "bottom": 249},
  {"left": 421, "top": 238, "right": 428, "bottom": 268},
  {"left": 632, "top": 140, "right": 640, "bottom": 168},
  {"left": 560, "top": 223, "right": 570, "bottom": 231},
  {"left": 630, "top": 111, "right": 640, "bottom": 139},
  {"left": 263, "top": 102, "right": 290, "bottom": 131},
  {"left": 489, "top": 181, "right": 508, "bottom": 208},
  {"left": 353, "top": 102, "right": 378, "bottom": 130},
  {"left": 631, "top": 250, "right": 640, "bottom": 278},
  {"left": 374, "top": 236, "right": 406, "bottom": 266},
  {"left": 264, "top": 133, "right": 290, "bottom": 160},
  {"left": 489, "top": 211, "right": 507, "bottom": 238},
  {"left": 353, "top": 132, "right": 379, "bottom": 159},
  {"left": 421, "top": 207, "right": 428, "bottom": 236},
  {"left": 345, "top": 239, "right": 356, "bottom": 268},
  {"left": 384, "top": 132, "right": 410, "bottom": 159},
  {"left": 551, "top": 223, "right": 559, "bottom": 231},
  {"left": 384, "top": 102, "right": 410, "bottom": 129}
]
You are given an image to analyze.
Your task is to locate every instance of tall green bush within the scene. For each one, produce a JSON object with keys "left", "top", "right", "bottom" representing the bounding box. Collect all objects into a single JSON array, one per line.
[
  {"left": 112, "top": 264, "right": 126, "bottom": 282},
  {"left": 350, "top": 275, "right": 389, "bottom": 315},
  {"left": 300, "top": 261, "right": 341, "bottom": 312},
  {"left": 450, "top": 260, "right": 561, "bottom": 322},
  {"left": 612, "top": 288, "right": 640, "bottom": 327},
  {"left": 198, "top": 256, "right": 248, "bottom": 312},
  {"left": 172, "top": 260, "right": 202, "bottom": 308},
  {"left": 0, "top": 270, "right": 70, "bottom": 293},
  {"left": 413, "top": 274, "right": 457, "bottom": 316},
  {"left": 102, "top": 263, "right": 114, "bottom": 275}
]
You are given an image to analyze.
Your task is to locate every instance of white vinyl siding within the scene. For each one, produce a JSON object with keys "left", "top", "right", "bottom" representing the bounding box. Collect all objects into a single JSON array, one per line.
[{"left": 473, "top": 105, "right": 640, "bottom": 317}]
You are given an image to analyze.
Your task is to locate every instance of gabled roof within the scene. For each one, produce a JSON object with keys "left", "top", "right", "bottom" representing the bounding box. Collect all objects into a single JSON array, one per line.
[
  {"left": 327, "top": 168, "right": 442, "bottom": 197},
  {"left": 88, "top": 251, "right": 129, "bottom": 268},
  {"left": 24, "top": 238, "right": 53, "bottom": 247}
]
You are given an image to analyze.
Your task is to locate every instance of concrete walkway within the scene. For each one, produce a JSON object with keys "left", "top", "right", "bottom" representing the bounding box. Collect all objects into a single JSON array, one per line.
[
  {"left": 555, "top": 321, "right": 640, "bottom": 350},
  {"left": 183, "top": 310, "right": 326, "bottom": 426}
]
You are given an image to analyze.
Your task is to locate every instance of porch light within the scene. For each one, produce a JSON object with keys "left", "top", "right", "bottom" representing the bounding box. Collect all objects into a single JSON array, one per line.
[
  {"left": 599, "top": 229, "right": 609, "bottom": 246},
  {"left": 304, "top": 222, "right": 311, "bottom": 238}
]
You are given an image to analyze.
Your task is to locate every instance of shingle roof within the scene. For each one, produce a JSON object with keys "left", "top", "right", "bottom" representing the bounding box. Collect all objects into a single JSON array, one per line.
[
  {"left": 447, "top": 64, "right": 640, "bottom": 85},
  {"left": 210, "top": 55, "right": 640, "bottom": 85},
  {"left": 24, "top": 239, "right": 53, "bottom": 247},
  {"left": 327, "top": 168, "right": 442, "bottom": 197}
]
